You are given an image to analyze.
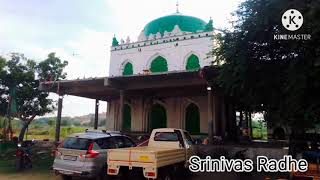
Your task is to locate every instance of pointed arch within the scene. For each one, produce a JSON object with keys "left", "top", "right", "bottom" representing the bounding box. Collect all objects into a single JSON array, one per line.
[
  {"left": 186, "top": 54, "right": 200, "bottom": 71},
  {"left": 149, "top": 56, "right": 168, "bottom": 73},
  {"left": 122, "top": 62, "right": 133, "bottom": 76},
  {"left": 185, "top": 103, "right": 200, "bottom": 134},
  {"left": 149, "top": 104, "right": 167, "bottom": 130}
]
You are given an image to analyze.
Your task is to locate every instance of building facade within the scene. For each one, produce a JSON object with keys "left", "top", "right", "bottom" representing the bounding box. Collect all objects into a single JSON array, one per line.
[{"left": 106, "top": 12, "right": 218, "bottom": 134}]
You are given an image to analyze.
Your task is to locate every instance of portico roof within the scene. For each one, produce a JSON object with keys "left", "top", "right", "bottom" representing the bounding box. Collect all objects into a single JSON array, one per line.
[{"left": 39, "top": 67, "right": 219, "bottom": 101}]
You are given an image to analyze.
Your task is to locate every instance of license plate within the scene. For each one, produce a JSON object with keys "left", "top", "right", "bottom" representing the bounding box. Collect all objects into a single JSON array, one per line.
[{"left": 63, "top": 155, "right": 77, "bottom": 161}]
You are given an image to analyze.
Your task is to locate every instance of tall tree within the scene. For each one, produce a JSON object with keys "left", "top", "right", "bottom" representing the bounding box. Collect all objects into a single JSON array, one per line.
[
  {"left": 212, "top": 0, "right": 320, "bottom": 132},
  {"left": 0, "top": 53, "right": 68, "bottom": 141}
]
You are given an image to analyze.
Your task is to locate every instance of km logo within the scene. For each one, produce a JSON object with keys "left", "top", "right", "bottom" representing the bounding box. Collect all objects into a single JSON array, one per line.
[{"left": 282, "top": 9, "right": 303, "bottom": 31}]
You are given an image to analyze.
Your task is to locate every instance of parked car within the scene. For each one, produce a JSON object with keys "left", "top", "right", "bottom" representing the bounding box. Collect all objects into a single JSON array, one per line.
[
  {"left": 107, "top": 128, "right": 196, "bottom": 180},
  {"left": 52, "top": 129, "right": 136, "bottom": 180}
]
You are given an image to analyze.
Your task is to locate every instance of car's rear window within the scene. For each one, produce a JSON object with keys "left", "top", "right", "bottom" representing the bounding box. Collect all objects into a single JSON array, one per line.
[
  {"left": 154, "top": 132, "right": 179, "bottom": 141},
  {"left": 62, "top": 137, "right": 91, "bottom": 150}
]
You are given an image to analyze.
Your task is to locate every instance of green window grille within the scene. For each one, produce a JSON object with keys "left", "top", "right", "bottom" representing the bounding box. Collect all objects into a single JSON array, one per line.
[
  {"left": 185, "top": 103, "right": 200, "bottom": 134},
  {"left": 122, "top": 104, "right": 131, "bottom": 131},
  {"left": 122, "top": 62, "right": 133, "bottom": 76},
  {"left": 150, "top": 104, "right": 167, "bottom": 130},
  {"left": 150, "top": 56, "right": 168, "bottom": 73},
  {"left": 186, "top": 54, "right": 200, "bottom": 71}
]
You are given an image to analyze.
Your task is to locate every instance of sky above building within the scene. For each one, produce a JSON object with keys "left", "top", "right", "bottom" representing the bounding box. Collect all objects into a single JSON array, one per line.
[{"left": 0, "top": 0, "right": 243, "bottom": 117}]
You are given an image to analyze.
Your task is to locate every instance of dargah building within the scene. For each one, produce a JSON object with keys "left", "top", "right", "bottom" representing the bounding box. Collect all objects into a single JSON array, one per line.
[{"left": 41, "top": 10, "right": 237, "bottom": 140}]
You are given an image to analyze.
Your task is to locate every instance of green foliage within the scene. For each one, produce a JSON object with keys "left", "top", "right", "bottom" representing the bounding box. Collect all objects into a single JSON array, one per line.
[
  {"left": 212, "top": 0, "right": 320, "bottom": 131},
  {"left": 0, "top": 53, "right": 68, "bottom": 140}
]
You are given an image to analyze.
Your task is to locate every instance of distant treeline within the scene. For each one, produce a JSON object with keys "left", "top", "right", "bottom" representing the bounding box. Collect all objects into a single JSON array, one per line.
[{"left": 32, "top": 117, "right": 107, "bottom": 128}]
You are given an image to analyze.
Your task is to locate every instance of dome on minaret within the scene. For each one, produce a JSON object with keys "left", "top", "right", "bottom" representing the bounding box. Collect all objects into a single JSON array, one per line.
[{"left": 142, "top": 13, "right": 209, "bottom": 37}]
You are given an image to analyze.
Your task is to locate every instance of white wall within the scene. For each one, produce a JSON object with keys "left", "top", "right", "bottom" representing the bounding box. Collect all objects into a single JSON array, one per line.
[{"left": 109, "top": 31, "right": 214, "bottom": 76}]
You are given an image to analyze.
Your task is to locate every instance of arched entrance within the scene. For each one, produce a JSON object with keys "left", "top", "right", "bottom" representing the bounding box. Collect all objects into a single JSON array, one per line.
[
  {"left": 186, "top": 54, "right": 200, "bottom": 71},
  {"left": 150, "top": 104, "right": 167, "bottom": 130},
  {"left": 185, "top": 103, "right": 200, "bottom": 134},
  {"left": 122, "top": 104, "right": 131, "bottom": 131},
  {"left": 122, "top": 62, "right": 133, "bottom": 76},
  {"left": 150, "top": 56, "right": 168, "bottom": 73}
]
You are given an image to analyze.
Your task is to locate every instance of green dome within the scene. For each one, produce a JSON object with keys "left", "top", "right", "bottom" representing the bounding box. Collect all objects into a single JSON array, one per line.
[{"left": 143, "top": 13, "right": 207, "bottom": 36}]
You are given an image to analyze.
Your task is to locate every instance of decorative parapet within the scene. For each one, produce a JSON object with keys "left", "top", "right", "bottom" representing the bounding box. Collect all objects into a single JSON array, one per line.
[{"left": 111, "top": 30, "right": 215, "bottom": 52}]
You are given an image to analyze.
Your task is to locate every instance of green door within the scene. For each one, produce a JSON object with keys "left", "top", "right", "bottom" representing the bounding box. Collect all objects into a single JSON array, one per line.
[
  {"left": 123, "top": 62, "right": 133, "bottom": 76},
  {"left": 185, "top": 103, "right": 200, "bottom": 134},
  {"left": 122, "top": 104, "right": 131, "bottom": 131},
  {"left": 150, "top": 56, "right": 168, "bottom": 73},
  {"left": 186, "top": 54, "right": 200, "bottom": 71},
  {"left": 150, "top": 104, "right": 167, "bottom": 130}
]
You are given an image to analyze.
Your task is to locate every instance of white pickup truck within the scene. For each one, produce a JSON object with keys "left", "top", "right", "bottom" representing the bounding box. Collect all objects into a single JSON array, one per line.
[{"left": 107, "top": 128, "right": 196, "bottom": 179}]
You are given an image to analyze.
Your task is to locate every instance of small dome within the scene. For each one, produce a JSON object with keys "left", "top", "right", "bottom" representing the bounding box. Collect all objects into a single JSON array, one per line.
[{"left": 143, "top": 13, "right": 207, "bottom": 37}]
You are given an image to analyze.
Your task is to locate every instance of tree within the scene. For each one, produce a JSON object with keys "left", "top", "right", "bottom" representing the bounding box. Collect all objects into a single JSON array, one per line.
[
  {"left": 212, "top": 0, "right": 320, "bottom": 132},
  {"left": 0, "top": 53, "right": 68, "bottom": 141},
  {"left": 0, "top": 57, "right": 7, "bottom": 116}
]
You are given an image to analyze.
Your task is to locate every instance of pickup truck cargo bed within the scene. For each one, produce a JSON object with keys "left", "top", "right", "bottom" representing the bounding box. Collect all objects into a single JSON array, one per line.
[{"left": 108, "top": 146, "right": 185, "bottom": 168}]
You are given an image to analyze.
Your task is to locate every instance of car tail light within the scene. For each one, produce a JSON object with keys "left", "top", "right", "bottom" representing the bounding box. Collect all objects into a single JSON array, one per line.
[
  {"left": 108, "top": 168, "right": 117, "bottom": 174},
  {"left": 145, "top": 172, "right": 156, "bottom": 177},
  {"left": 86, "top": 143, "right": 100, "bottom": 158}
]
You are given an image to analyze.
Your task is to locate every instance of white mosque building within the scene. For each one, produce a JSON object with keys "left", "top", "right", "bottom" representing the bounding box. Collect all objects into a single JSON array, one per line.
[
  {"left": 41, "top": 8, "right": 234, "bottom": 141},
  {"left": 106, "top": 10, "right": 219, "bottom": 135}
]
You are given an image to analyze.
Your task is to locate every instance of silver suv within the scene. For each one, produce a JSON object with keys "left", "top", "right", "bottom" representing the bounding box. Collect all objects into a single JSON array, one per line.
[{"left": 53, "top": 130, "right": 136, "bottom": 180}]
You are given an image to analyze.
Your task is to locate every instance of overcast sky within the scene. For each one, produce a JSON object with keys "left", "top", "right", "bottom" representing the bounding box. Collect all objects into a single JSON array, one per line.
[{"left": 0, "top": 0, "right": 243, "bottom": 117}]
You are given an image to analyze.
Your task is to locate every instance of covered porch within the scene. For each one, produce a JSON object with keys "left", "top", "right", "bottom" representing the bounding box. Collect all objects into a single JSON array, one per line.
[{"left": 39, "top": 67, "right": 236, "bottom": 143}]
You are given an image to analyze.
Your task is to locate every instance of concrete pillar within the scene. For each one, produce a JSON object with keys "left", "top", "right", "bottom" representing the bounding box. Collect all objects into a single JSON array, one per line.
[
  {"left": 207, "top": 86, "right": 214, "bottom": 144},
  {"left": 55, "top": 96, "right": 63, "bottom": 143},
  {"left": 119, "top": 90, "right": 124, "bottom": 131},
  {"left": 94, "top": 99, "right": 99, "bottom": 130}
]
